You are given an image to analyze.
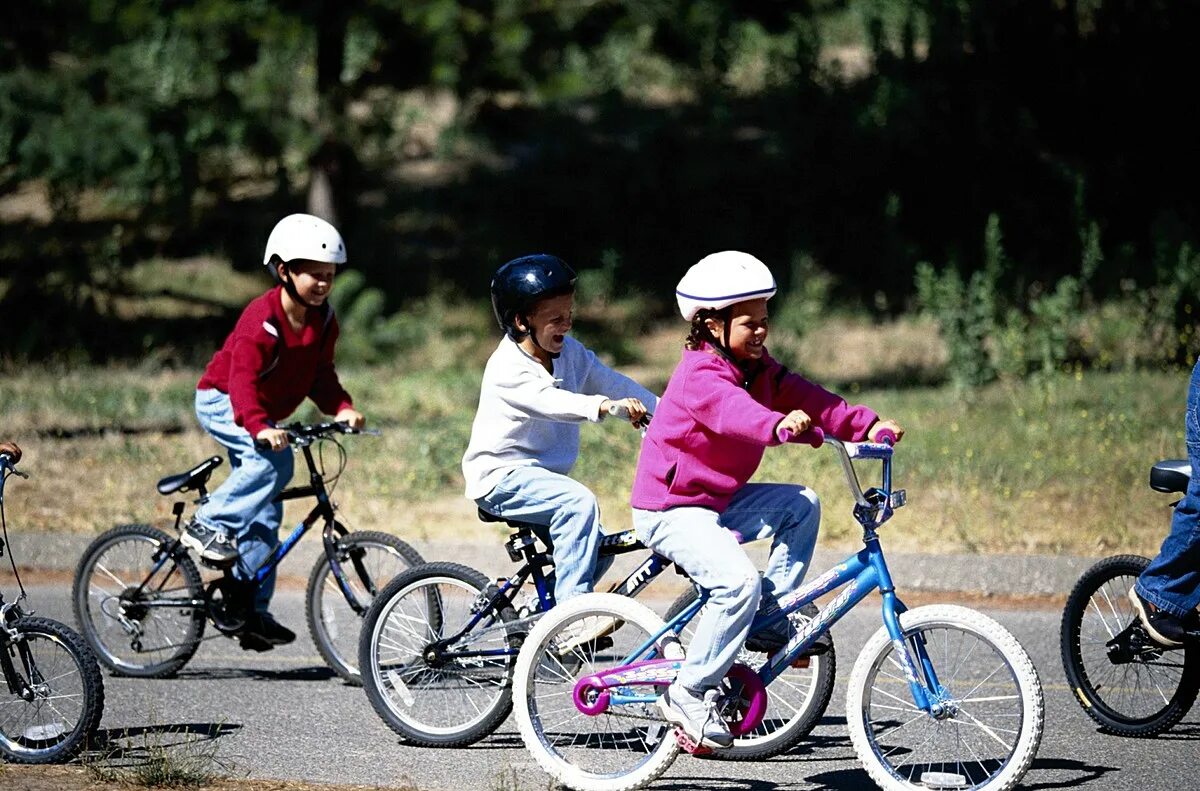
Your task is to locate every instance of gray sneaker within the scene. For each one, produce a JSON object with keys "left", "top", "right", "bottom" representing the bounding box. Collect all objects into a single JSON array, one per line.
[
  {"left": 657, "top": 683, "right": 733, "bottom": 749},
  {"left": 179, "top": 520, "right": 238, "bottom": 567}
]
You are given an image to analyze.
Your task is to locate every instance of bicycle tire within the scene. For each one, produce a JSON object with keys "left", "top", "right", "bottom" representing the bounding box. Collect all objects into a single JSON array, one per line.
[
  {"left": 0, "top": 616, "right": 105, "bottom": 763},
  {"left": 359, "top": 562, "right": 521, "bottom": 747},
  {"left": 1060, "top": 554, "right": 1199, "bottom": 736},
  {"left": 663, "top": 587, "right": 836, "bottom": 760},
  {"left": 513, "top": 592, "right": 680, "bottom": 791},
  {"left": 71, "top": 524, "right": 205, "bottom": 678},
  {"left": 305, "top": 529, "right": 425, "bottom": 683},
  {"left": 846, "top": 604, "right": 1044, "bottom": 791}
]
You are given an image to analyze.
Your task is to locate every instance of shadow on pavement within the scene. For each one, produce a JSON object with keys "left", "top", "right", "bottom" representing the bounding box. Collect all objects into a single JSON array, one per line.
[{"left": 170, "top": 665, "right": 338, "bottom": 682}]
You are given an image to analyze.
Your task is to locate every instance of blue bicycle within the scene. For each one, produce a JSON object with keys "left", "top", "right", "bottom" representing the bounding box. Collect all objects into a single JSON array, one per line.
[{"left": 513, "top": 432, "right": 1045, "bottom": 791}]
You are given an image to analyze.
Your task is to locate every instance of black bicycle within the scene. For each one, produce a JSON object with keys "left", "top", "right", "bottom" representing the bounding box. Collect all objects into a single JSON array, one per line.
[
  {"left": 71, "top": 421, "right": 424, "bottom": 683},
  {"left": 1060, "top": 458, "right": 1200, "bottom": 736},
  {"left": 1, "top": 448, "right": 105, "bottom": 763}
]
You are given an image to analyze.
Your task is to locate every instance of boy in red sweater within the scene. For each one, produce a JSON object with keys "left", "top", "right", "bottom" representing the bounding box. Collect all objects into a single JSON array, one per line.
[{"left": 181, "top": 214, "right": 364, "bottom": 649}]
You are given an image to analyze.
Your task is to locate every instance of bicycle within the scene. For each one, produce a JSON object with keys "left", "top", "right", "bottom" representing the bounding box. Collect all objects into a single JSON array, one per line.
[
  {"left": 1060, "top": 458, "right": 1200, "bottom": 737},
  {"left": 1, "top": 447, "right": 105, "bottom": 763},
  {"left": 512, "top": 429, "right": 1045, "bottom": 791},
  {"left": 71, "top": 421, "right": 424, "bottom": 683},
  {"left": 358, "top": 404, "right": 836, "bottom": 752}
]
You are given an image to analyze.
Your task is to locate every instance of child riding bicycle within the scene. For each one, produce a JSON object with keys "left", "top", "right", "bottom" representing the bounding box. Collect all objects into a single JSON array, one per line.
[
  {"left": 630, "top": 251, "right": 903, "bottom": 748},
  {"left": 462, "top": 254, "right": 657, "bottom": 627},
  {"left": 180, "top": 213, "right": 364, "bottom": 651},
  {"left": 1131, "top": 356, "right": 1200, "bottom": 647}
]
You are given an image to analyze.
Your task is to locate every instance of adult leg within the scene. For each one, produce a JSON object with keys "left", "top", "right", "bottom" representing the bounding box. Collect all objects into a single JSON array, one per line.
[
  {"left": 477, "top": 467, "right": 603, "bottom": 603},
  {"left": 1138, "top": 359, "right": 1200, "bottom": 619}
]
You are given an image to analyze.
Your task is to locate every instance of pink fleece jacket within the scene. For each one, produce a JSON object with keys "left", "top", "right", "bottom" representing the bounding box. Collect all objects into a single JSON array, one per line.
[{"left": 630, "top": 344, "right": 878, "bottom": 513}]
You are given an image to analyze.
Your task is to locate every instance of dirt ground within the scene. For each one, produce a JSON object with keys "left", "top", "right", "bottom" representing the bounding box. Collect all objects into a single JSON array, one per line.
[{"left": 0, "top": 765, "right": 420, "bottom": 791}]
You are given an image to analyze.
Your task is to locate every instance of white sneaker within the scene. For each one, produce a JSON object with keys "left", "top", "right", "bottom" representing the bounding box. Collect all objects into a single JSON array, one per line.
[
  {"left": 552, "top": 615, "right": 621, "bottom": 657},
  {"left": 657, "top": 683, "right": 733, "bottom": 749}
]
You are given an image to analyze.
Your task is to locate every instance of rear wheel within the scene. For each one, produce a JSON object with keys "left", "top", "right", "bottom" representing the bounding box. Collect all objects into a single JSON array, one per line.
[
  {"left": 72, "top": 524, "right": 205, "bottom": 678},
  {"left": 1060, "top": 554, "right": 1199, "bottom": 736},
  {"left": 0, "top": 617, "right": 105, "bottom": 763},
  {"left": 305, "top": 529, "right": 425, "bottom": 684},
  {"left": 359, "top": 562, "right": 521, "bottom": 746},
  {"left": 663, "top": 587, "right": 836, "bottom": 760}
]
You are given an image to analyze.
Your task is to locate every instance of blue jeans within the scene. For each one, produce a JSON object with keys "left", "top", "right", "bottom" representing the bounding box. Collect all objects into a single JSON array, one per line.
[
  {"left": 633, "top": 482, "right": 821, "bottom": 691},
  {"left": 193, "top": 389, "right": 294, "bottom": 612},
  {"left": 476, "top": 466, "right": 614, "bottom": 604},
  {"left": 1137, "top": 358, "right": 1200, "bottom": 618}
]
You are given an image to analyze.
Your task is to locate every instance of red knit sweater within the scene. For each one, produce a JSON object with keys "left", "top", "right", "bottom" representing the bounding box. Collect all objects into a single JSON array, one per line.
[{"left": 197, "top": 286, "right": 353, "bottom": 436}]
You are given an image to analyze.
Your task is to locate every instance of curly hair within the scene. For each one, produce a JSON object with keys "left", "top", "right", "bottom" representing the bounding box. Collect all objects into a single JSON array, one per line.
[{"left": 684, "top": 308, "right": 730, "bottom": 350}]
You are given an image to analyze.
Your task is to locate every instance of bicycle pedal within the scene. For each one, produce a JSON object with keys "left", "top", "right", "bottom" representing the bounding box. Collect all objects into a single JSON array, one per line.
[{"left": 673, "top": 727, "right": 713, "bottom": 756}]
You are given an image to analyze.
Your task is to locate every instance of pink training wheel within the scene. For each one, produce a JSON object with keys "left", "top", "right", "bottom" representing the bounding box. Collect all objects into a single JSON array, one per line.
[{"left": 724, "top": 663, "right": 769, "bottom": 736}]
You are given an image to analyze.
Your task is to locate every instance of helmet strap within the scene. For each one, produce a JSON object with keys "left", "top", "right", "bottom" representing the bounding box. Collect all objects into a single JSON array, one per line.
[
  {"left": 279, "top": 265, "right": 322, "bottom": 310},
  {"left": 523, "top": 317, "right": 561, "bottom": 360}
]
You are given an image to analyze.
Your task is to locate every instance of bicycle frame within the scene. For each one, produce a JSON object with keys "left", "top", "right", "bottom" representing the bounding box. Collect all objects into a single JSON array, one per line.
[
  {"left": 600, "top": 438, "right": 952, "bottom": 718},
  {"left": 431, "top": 528, "right": 675, "bottom": 663},
  {"left": 124, "top": 435, "right": 373, "bottom": 617}
]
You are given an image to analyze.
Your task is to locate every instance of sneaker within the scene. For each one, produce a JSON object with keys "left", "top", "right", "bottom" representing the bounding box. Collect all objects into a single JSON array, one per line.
[
  {"left": 244, "top": 612, "right": 296, "bottom": 646},
  {"left": 744, "top": 599, "right": 794, "bottom": 653},
  {"left": 237, "top": 630, "right": 274, "bottom": 652},
  {"left": 179, "top": 520, "right": 239, "bottom": 567},
  {"left": 552, "top": 615, "right": 620, "bottom": 657},
  {"left": 1129, "top": 588, "right": 1191, "bottom": 648},
  {"left": 657, "top": 684, "right": 734, "bottom": 749}
]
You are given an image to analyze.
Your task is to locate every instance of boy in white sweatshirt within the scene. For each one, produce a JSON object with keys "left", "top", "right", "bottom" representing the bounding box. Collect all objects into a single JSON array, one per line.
[{"left": 462, "top": 254, "right": 658, "bottom": 605}]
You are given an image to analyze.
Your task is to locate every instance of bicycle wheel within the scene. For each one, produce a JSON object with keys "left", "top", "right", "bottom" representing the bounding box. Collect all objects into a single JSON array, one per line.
[
  {"left": 359, "top": 562, "right": 521, "bottom": 746},
  {"left": 514, "top": 592, "right": 681, "bottom": 791},
  {"left": 1060, "top": 554, "right": 1199, "bottom": 736},
  {"left": 305, "top": 529, "right": 425, "bottom": 683},
  {"left": 846, "top": 605, "right": 1043, "bottom": 791},
  {"left": 0, "top": 617, "right": 105, "bottom": 763},
  {"left": 663, "top": 587, "right": 835, "bottom": 761},
  {"left": 72, "top": 524, "right": 206, "bottom": 678}
]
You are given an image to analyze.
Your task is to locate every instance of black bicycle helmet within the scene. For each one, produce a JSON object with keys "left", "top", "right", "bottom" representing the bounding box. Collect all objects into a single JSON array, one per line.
[{"left": 490, "top": 254, "right": 577, "bottom": 342}]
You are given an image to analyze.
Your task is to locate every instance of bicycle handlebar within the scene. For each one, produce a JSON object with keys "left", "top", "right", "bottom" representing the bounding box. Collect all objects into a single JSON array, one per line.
[
  {"left": 254, "top": 421, "right": 379, "bottom": 452},
  {"left": 775, "top": 426, "right": 826, "bottom": 447},
  {"left": 606, "top": 402, "right": 651, "bottom": 429}
]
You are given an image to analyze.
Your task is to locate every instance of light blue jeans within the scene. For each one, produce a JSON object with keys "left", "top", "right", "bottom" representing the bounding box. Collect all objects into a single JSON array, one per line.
[
  {"left": 633, "top": 483, "right": 821, "bottom": 691},
  {"left": 477, "top": 466, "right": 614, "bottom": 604},
  {"left": 1137, "top": 357, "right": 1200, "bottom": 617},
  {"left": 193, "top": 389, "right": 294, "bottom": 612}
]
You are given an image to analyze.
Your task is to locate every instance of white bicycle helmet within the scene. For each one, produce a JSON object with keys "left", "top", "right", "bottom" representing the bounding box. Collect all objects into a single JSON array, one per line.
[
  {"left": 675, "top": 250, "right": 777, "bottom": 321},
  {"left": 262, "top": 213, "right": 347, "bottom": 268}
]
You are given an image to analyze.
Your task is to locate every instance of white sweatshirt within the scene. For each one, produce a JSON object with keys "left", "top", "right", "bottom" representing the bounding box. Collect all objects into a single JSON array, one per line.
[{"left": 462, "top": 335, "right": 659, "bottom": 499}]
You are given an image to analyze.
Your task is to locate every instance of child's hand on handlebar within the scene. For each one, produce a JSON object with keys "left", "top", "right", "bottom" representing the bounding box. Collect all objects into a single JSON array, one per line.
[
  {"left": 256, "top": 427, "right": 290, "bottom": 451},
  {"left": 602, "top": 398, "right": 649, "bottom": 427},
  {"left": 776, "top": 410, "right": 812, "bottom": 437},
  {"left": 868, "top": 419, "right": 904, "bottom": 444},
  {"left": 0, "top": 441, "right": 21, "bottom": 463},
  {"left": 335, "top": 408, "right": 366, "bottom": 430}
]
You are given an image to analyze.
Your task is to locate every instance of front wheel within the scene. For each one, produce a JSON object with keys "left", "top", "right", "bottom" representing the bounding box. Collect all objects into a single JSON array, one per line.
[
  {"left": 72, "top": 524, "right": 206, "bottom": 678},
  {"left": 305, "top": 529, "right": 424, "bottom": 684},
  {"left": 359, "top": 562, "right": 521, "bottom": 747},
  {"left": 1060, "top": 554, "right": 1199, "bottom": 736},
  {"left": 663, "top": 587, "right": 836, "bottom": 761},
  {"left": 0, "top": 617, "right": 105, "bottom": 763},
  {"left": 513, "top": 592, "right": 681, "bottom": 791},
  {"left": 846, "top": 604, "right": 1044, "bottom": 791}
]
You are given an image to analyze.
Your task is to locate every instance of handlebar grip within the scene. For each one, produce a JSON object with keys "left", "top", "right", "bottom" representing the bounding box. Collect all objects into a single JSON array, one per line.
[
  {"left": 873, "top": 428, "right": 898, "bottom": 446},
  {"left": 607, "top": 402, "right": 631, "bottom": 419},
  {"left": 0, "top": 451, "right": 15, "bottom": 470},
  {"left": 776, "top": 426, "right": 825, "bottom": 448}
]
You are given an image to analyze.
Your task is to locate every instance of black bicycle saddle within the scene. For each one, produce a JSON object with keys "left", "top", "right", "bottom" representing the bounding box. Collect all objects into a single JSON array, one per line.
[
  {"left": 1150, "top": 459, "right": 1190, "bottom": 494},
  {"left": 157, "top": 456, "right": 223, "bottom": 495}
]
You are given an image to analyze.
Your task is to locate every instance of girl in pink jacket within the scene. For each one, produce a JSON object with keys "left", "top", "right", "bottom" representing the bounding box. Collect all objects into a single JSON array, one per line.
[{"left": 632, "top": 251, "right": 903, "bottom": 749}]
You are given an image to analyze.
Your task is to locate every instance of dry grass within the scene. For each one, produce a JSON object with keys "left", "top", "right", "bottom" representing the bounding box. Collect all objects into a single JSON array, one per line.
[{"left": 0, "top": 765, "right": 421, "bottom": 791}]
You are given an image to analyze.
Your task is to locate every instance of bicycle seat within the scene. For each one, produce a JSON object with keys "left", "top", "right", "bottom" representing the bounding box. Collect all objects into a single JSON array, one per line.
[
  {"left": 157, "top": 456, "right": 223, "bottom": 495},
  {"left": 1150, "top": 459, "right": 1190, "bottom": 494},
  {"left": 477, "top": 508, "right": 542, "bottom": 532}
]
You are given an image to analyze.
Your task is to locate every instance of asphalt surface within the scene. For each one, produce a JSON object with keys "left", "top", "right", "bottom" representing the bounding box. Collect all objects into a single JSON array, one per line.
[{"left": 6, "top": 577, "right": 1197, "bottom": 791}]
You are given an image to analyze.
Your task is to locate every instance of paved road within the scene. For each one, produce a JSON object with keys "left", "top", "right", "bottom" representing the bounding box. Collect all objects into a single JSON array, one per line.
[{"left": 9, "top": 582, "right": 1197, "bottom": 791}]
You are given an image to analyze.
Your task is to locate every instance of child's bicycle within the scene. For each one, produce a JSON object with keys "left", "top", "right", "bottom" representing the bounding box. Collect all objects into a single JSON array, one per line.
[
  {"left": 1, "top": 448, "right": 105, "bottom": 763},
  {"left": 357, "top": 404, "right": 836, "bottom": 753},
  {"left": 71, "top": 421, "right": 424, "bottom": 683},
  {"left": 512, "top": 430, "right": 1045, "bottom": 791},
  {"left": 1059, "top": 458, "right": 1200, "bottom": 737}
]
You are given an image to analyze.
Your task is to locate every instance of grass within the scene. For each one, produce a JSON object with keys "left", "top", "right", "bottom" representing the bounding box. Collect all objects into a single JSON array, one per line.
[
  {"left": 5, "top": 764, "right": 422, "bottom": 791},
  {"left": 0, "top": 347, "right": 1186, "bottom": 557}
]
